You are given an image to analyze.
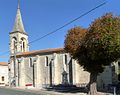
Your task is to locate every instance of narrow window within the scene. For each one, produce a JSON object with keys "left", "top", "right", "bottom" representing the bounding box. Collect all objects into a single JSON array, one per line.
[
  {"left": 65, "top": 54, "right": 67, "bottom": 64},
  {"left": 23, "top": 42, "right": 25, "bottom": 52},
  {"left": 45, "top": 56, "right": 48, "bottom": 66},
  {"left": 14, "top": 41, "right": 17, "bottom": 51},
  {"left": 1, "top": 76, "right": 4, "bottom": 81},
  {"left": 14, "top": 41, "right": 16, "bottom": 49},
  {"left": 29, "top": 58, "right": 33, "bottom": 67},
  {"left": 21, "top": 38, "right": 23, "bottom": 52},
  {"left": 21, "top": 45, "right": 22, "bottom": 51}
]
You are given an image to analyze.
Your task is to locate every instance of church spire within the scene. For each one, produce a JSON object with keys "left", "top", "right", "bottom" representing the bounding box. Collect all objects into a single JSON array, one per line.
[
  {"left": 12, "top": 0, "right": 26, "bottom": 33},
  {"left": 18, "top": 0, "right": 20, "bottom": 9}
]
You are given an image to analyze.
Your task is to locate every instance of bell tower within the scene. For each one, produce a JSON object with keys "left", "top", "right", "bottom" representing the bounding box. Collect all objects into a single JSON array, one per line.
[{"left": 10, "top": 0, "right": 29, "bottom": 54}]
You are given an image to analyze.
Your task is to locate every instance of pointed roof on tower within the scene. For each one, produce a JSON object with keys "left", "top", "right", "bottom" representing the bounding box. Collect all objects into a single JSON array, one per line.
[{"left": 11, "top": 0, "right": 27, "bottom": 34}]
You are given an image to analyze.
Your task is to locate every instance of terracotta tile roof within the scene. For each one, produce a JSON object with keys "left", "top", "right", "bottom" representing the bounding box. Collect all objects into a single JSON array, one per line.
[
  {"left": 0, "top": 62, "right": 8, "bottom": 66},
  {"left": 16, "top": 48, "right": 64, "bottom": 57}
]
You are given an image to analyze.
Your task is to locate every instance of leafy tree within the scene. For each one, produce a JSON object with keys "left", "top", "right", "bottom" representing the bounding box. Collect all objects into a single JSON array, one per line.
[
  {"left": 64, "top": 26, "right": 87, "bottom": 56},
  {"left": 64, "top": 13, "right": 120, "bottom": 95}
]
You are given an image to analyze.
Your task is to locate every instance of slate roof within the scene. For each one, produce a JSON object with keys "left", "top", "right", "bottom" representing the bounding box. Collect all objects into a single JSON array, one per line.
[{"left": 11, "top": 2, "right": 26, "bottom": 34}]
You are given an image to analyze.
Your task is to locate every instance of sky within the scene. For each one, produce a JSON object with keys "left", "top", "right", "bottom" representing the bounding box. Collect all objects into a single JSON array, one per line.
[{"left": 0, "top": 0, "right": 120, "bottom": 62}]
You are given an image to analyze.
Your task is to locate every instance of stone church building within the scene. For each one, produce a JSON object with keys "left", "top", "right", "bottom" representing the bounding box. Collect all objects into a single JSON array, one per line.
[{"left": 8, "top": 2, "right": 120, "bottom": 89}]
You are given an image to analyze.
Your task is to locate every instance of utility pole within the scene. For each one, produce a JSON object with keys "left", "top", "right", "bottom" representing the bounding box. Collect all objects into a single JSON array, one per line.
[
  {"left": 13, "top": 42, "right": 17, "bottom": 87},
  {"left": 18, "top": 59, "right": 20, "bottom": 87}
]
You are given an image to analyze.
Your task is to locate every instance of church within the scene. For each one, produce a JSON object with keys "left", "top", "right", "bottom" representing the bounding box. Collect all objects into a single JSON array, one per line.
[{"left": 8, "top": 2, "right": 120, "bottom": 89}]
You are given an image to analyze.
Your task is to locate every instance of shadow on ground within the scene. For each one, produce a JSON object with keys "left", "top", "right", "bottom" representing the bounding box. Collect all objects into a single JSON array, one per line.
[
  {"left": 45, "top": 84, "right": 120, "bottom": 95},
  {"left": 45, "top": 84, "right": 88, "bottom": 93}
]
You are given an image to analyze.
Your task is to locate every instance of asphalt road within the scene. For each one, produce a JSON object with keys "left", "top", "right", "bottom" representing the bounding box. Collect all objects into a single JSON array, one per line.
[{"left": 0, "top": 87, "right": 42, "bottom": 95}]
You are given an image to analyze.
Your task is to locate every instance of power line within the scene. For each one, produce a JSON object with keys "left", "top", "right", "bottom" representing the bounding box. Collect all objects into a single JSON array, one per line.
[
  {"left": 0, "top": 56, "right": 9, "bottom": 58},
  {"left": 0, "top": 1, "right": 107, "bottom": 56},
  {"left": 29, "top": 1, "right": 107, "bottom": 44},
  {"left": 0, "top": 50, "right": 9, "bottom": 56}
]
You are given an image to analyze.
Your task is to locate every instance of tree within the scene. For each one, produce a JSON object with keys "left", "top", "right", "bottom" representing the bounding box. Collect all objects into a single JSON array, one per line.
[
  {"left": 64, "top": 26, "right": 87, "bottom": 57},
  {"left": 64, "top": 13, "right": 120, "bottom": 95}
]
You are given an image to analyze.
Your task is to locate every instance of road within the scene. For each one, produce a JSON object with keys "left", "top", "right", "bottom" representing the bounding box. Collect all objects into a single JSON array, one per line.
[
  {"left": 0, "top": 87, "right": 42, "bottom": 95},
  {"left": 0, "top": 87, "right": 115, "bottom": 95}
]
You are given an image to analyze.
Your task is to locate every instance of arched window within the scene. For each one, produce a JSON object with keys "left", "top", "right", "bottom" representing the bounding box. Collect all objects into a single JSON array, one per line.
[
  {"left": 21, "top": 37, "right": 26, "bottom": 52},
  {"left": 12, "top": 37, "right": 17, "bottom": 52}
]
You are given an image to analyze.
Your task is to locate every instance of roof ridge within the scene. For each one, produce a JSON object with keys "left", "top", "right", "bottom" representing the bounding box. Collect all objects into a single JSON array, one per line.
[{"left": 16, "top": 48, "right": 64, "bottom": 57}]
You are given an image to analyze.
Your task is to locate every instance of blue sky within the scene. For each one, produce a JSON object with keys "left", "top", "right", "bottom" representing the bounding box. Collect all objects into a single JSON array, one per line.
[{"left": 0, "top": 0, "right": 120, "bottom": 62}]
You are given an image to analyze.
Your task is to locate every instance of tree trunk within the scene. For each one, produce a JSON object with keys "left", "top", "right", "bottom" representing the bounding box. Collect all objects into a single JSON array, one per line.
[
  {"left": 88, "top": 73, "right": 106, "bottom": 95},
  {"left": 88, "top": 73, "right": 98, "bottom": 95}
]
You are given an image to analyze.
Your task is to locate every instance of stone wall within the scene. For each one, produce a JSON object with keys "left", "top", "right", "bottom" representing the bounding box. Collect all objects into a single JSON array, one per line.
[{"left": 9, "top": 51, "right": 115, "bottom": 89}]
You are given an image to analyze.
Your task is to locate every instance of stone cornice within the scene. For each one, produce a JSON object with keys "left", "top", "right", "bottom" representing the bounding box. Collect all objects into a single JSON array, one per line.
[{"left": 10, "top": 31, "right": 28, "bottom": 36}]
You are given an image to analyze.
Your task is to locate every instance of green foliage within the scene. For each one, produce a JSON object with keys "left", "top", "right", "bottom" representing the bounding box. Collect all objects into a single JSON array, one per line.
[{"left": 64, "top": 13, "right": 120, "bottom": 74}]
